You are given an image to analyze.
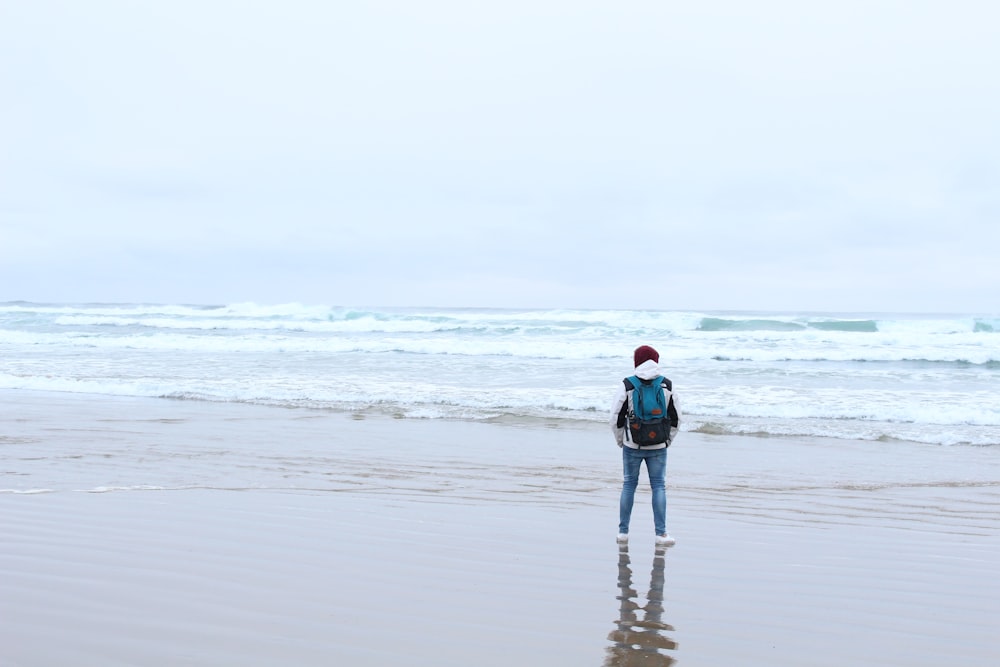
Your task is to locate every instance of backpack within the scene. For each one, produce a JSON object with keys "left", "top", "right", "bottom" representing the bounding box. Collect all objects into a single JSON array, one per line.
[{"left": 625, "top": 375, "right": 671, "bottom": 446}]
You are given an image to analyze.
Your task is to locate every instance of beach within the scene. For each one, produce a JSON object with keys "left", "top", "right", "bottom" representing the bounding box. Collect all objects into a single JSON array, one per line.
[
  {"left": 3, "top": 390, "right": 999, "bottom": 666},
  {"left": 4, "top": 0, "right": 999, "bottom": 658}
]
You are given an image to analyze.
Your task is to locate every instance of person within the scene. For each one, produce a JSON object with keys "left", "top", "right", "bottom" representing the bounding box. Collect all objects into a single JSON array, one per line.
[{"left": 610, "top": 345, "right": 681, "bottom": 547}]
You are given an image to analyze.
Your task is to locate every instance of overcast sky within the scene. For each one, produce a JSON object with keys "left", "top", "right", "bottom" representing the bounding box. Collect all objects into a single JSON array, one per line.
[{"left": 2, "top": 1, "right": 997, "bottom": 312}]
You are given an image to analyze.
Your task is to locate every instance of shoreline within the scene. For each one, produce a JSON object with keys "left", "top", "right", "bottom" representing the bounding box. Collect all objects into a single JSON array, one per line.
[
  {"left": 3, "top": 389, "right": 1000, "bottom": 666},
  {"left": 5, "top": 385, "right": 994, "bottom": 450}
]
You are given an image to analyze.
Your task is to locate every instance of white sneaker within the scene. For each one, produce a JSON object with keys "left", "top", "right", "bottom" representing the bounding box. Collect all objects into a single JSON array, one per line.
[
  {"left": 616, "top": 533, "right": 629, "bottom": 544},
  {"left": 655, "top": 534, "right": 676, "bottom": 547}
]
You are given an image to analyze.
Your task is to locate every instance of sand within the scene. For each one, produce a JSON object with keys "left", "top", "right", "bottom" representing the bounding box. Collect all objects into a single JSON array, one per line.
[{"left": 2, "top": 390, "right": 999, "bottom": 666}]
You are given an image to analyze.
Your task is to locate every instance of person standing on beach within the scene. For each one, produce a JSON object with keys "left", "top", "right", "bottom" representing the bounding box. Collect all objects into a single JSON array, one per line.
[{"left": 610, "top": 345, "right": 681, "bottom": 547}]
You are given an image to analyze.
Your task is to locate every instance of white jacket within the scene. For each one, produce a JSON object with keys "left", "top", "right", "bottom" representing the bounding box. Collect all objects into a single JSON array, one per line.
[{"left": 609, "top": 359, "right": 681, "bottom": 449}]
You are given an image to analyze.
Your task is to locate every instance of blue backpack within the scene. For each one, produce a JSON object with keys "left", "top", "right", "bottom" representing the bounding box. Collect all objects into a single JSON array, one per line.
[{"left": 626, "top": 375, "right": 671, "bottom": 446}]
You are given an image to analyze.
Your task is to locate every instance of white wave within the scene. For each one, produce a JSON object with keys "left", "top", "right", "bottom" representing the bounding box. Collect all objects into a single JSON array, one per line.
[
  {"left": 2, "top": 303, "right": 997, "bottom": 447},
  {"left": 5, "top": 369, "right": 996, "bottom": 432},
  {"left": 3, "top": 326, "right": 995, "bottom": 365}
]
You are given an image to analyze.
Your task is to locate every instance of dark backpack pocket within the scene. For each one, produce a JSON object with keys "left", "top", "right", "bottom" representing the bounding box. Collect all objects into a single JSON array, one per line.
[{"left": 629, "top": 419, "right": 669, "bottom": 446}]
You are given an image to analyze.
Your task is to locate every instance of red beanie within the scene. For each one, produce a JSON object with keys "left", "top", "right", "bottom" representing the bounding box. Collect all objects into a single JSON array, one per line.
[{"left": 633, "top": 345, "right": 659, "bottom": 367}]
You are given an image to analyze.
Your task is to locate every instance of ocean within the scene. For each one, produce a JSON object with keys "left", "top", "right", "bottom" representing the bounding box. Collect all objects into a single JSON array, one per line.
[{"left": 1, "top": 302, "right": 997, "bottom": 447}]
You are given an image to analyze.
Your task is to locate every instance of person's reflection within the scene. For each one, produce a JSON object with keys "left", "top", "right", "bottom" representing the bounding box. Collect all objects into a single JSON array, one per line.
[{"left": 604, "top": 544, "right": 677, "bottom": 666}]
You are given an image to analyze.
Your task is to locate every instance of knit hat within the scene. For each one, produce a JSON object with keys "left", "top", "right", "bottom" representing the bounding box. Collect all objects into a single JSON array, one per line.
[{"left": 633, "top": 345, "right": 659, "bottom": 367}]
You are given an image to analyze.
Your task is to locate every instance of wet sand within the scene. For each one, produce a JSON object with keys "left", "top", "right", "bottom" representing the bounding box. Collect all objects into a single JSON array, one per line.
[{"left": 3, "top": 390, "right": 999, "bottom": 666}]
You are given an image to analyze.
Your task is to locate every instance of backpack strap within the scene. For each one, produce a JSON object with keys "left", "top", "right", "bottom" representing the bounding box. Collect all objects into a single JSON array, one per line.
[{"left": 626, "top": 375, "right": 664, "bottom": 390}]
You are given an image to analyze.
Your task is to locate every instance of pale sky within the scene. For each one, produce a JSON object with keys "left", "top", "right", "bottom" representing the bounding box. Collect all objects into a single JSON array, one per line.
[{"left": 2, "top": 1, "right": 998, "bottom": 312}]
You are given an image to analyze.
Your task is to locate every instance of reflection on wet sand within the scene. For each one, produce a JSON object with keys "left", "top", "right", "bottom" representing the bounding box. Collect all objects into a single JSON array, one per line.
[{"left": 604, "top": 545, "right": 677, "bottom": 666}]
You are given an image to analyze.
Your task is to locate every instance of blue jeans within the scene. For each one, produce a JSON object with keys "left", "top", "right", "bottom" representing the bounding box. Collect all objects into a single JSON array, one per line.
[{"left": 619, "top": 446, "right": 667, "bottom": 535}]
